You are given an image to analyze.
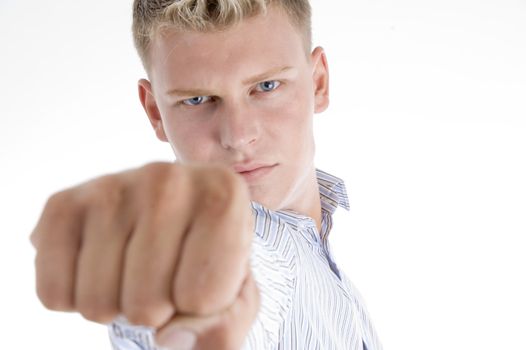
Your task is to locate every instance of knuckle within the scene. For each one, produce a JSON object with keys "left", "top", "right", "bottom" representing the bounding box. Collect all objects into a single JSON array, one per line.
[
  {"left": 201, "top": 167, "right": 248, "bottom": 212},
  {"left": 32, "top": 189, "right": 79, "bottom": 248},
  {"left": 45, "top": 190, "right": 68, "bottom": 209},
  {"left": 122, "top": 303, "right": 153, "bottom": 326},
  {"left": 82, "top": 175, "right": 124, "bottom": 211},
  {"left": 158, "top": 166, "right": 188, "bottom": 206},
  {"left": 138, "top": 162, "right": 187, "bottom": 205},
  {"left": 207, "top": 320, "right": 240, "bottom": 349},
  {"left": 139, "top": 162, "right": 183, "bottom": 190},
  {"left": 36, "top": 284, "right": 73, "bottom": 312},
  {"left": 202, "top": 168, "right": 253, "bottom": 248},
  {"left": 139, "top": 161, "right": 174, "bottom": 176},
  {"left": 77, "top": 299, "right": 118, "bottom": 324},
  {"left": 175, "top": 292, "right": 219, "bottom": 316},
  {"left": 122, "top": 296, "right": 174, "bottom": 328},
  {"left": 137, "top": 162, "right": 164, "bottom": 187},
  {"left": 42, "top": 190, "right": 75, "bottom": 221},
  {"left": 175, "top": 267, "right": 238, "bottom": 315}
]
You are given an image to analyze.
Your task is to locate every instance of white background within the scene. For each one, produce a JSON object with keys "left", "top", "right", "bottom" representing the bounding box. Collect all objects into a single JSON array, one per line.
[{"left": 1, "top": 0, "right": 525, "bottom": 349}]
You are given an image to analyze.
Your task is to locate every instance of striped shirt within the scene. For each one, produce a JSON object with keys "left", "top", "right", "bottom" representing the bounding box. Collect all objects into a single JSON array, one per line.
[{"left": 109, "top": 169, "right": 382, "bottom": 350}]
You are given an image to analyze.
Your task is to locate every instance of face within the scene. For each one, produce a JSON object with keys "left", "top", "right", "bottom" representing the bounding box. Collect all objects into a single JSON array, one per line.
[{"left": 139, "top": 6, "right": 329, "bottom": 213}]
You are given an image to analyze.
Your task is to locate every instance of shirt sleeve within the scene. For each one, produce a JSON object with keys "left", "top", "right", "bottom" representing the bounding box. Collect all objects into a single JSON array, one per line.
[{"left": 108, "top": 317, "right": 158, "bottom": 350}]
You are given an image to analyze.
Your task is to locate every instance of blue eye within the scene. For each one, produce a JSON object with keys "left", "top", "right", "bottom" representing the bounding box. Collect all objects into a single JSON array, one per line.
[
  {"left": 182, "top": 96, "right": 210, "bottom": 106},
  {"left": 257, "top": 80, "right": 281, "bottom": 92}
]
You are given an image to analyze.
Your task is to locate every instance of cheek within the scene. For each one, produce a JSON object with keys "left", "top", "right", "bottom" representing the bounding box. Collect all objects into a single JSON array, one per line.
[
  {"left": 271, "top": 85, "right": 314, "bottom": 137},
  {"left": 266, "top": 89, "right": 315, "bottom": 162},
  {"left": 162, "top": 116, "right": 215, "bottom": 162}
]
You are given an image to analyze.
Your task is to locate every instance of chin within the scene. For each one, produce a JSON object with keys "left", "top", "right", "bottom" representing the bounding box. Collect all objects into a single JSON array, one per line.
[{"left": 247, "top": 187, "right": 278, "bottom": 209}]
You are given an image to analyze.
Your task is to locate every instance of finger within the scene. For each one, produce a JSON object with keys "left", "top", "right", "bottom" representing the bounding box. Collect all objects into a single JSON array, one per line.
[
  {"left": 75, "top": 187, "right": 134, "bottom": 324},
  {"left": 156, "top": 270, "right": 260, "bottom": 350},
  {"left": 121, "top": 165, "right": 193, "bottom": 328},
  {"left": 33, "top": 191, "right": 83, "bottom": 311},
  {"left": 174, "top": 167, "right": 253, "bottom": 316}
]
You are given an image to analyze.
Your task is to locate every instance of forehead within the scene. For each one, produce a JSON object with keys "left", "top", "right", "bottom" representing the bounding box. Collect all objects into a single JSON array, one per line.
[{"left": 148, "top": 6, "right": 307, "bottom": 89}]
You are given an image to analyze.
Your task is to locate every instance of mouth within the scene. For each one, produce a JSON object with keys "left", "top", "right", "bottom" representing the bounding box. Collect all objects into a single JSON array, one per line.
[{"left": 233, "top": 163, "right": 278, "bottom": 182}]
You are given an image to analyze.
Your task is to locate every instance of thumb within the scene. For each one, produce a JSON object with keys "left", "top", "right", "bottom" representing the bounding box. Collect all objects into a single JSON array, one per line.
[{"left": 155, "top": 271, "right": 260, "bottom": 350}]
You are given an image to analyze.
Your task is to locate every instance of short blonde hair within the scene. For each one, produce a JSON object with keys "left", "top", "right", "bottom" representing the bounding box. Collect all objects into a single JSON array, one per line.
[{"left": 132, "top": 0, "right": 312, "bottom": 73}]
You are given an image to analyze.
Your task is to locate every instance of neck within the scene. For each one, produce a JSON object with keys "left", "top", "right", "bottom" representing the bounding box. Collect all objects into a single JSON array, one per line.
[{"left": 286, "top": 168, "right": 323, "bottom": 232}]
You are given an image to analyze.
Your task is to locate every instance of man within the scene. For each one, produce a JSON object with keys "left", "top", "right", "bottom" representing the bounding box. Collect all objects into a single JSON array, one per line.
[{"left": 31, "top": 0, "right": 382, "bottom": 349}]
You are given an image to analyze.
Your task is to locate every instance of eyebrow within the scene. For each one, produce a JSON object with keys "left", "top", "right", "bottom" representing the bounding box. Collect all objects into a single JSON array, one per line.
[{"left": 165, "top": 65, "right": 294, "bottom": 97}]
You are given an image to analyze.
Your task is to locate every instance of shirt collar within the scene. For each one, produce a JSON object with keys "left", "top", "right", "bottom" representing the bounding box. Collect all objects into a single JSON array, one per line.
[
  {"left": 316, "top": 169, "right": 350, "bottom": 215},
  {"left": 251, "top": 169, "right": 350, "bottom": 227}
]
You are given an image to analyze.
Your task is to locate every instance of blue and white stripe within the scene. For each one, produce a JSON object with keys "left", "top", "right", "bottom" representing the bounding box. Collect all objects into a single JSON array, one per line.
[{"left": 243, "top": 169, "right": 382, "bottom": 350}]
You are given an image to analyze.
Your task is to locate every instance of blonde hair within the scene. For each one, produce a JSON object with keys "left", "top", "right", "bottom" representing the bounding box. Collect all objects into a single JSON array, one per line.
[{"left": 132, "top": 0, "right": 312, "bottom": 73}]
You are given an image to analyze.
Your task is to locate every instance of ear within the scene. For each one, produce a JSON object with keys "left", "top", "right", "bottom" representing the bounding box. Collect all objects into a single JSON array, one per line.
[
  {"left": 138, "top": 79, "right": 169, "bottom": 142},
  {"left": 310, "top": 47, "right": 330, "bottom": 114}
]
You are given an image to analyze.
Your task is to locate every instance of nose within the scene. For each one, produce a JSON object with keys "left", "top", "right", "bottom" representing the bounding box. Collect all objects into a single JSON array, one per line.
[{"left": 219, "top": 102, "right": 260, "bottom": 151}]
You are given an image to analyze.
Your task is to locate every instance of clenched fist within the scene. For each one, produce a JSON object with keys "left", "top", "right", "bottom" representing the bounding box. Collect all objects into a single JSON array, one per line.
[{"left": 31, "top": 162, "right": 260, "bottom": 349}]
